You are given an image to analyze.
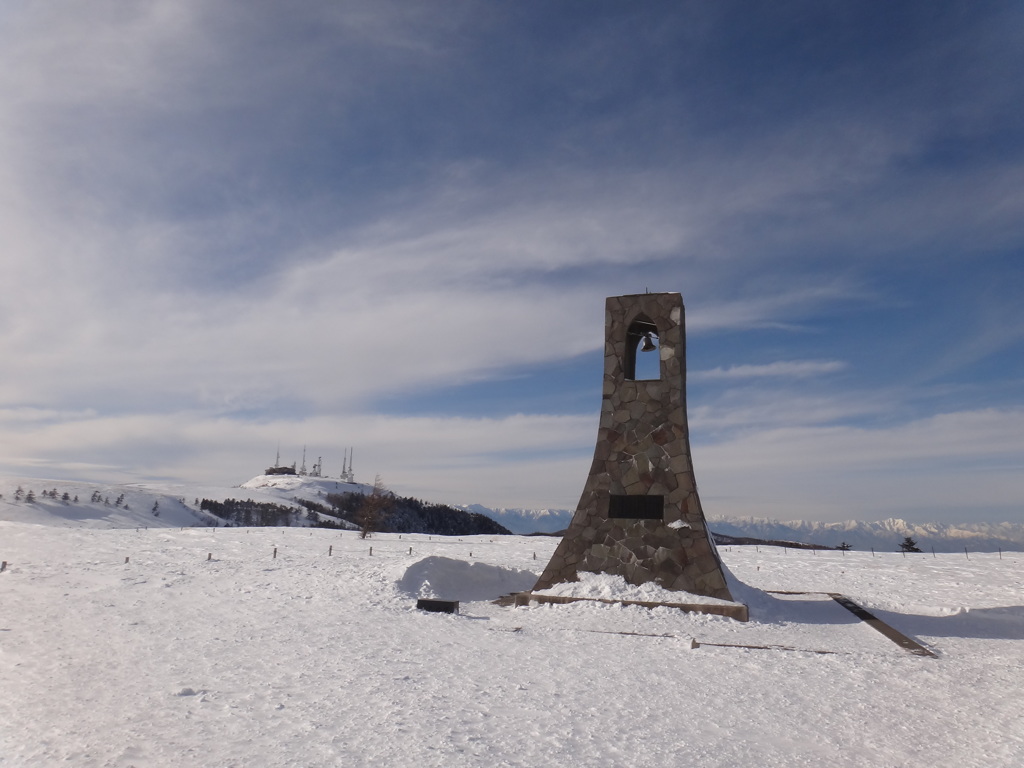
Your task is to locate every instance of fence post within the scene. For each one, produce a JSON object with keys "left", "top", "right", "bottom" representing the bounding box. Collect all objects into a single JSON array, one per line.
[
  {"left": 329, "top": 545, "right": 333, "bottom": 556},
  {"left": 273, "top": 547, "right": 277, "bottom": 559}
]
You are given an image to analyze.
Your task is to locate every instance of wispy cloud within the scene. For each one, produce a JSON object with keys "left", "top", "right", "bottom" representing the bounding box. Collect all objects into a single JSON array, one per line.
[
  {"left": 695, "top": 408, "right": 1024, "bottom": 523},
  {"left": 692, "top": 360, "right": 847, "bottom": 381}
]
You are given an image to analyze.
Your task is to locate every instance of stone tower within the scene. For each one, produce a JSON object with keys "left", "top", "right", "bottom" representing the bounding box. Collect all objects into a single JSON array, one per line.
[{"left": 533, "top": 292, "right": 733, "bottom": 601}]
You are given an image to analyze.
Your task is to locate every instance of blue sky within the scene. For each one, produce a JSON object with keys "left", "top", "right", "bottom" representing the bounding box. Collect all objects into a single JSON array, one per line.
[{"left": 1, "top": 1, "right": 1022, "bottom": 523}]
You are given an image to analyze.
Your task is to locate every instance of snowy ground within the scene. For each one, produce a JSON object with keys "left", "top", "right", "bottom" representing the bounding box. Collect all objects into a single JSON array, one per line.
[{"left": 1, "top": 524, "right": 1022, "bottom": 767}]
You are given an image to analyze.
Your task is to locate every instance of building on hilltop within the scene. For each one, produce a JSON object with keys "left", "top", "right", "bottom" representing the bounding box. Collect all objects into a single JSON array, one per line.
[{"left": 264, "top": 446, "right": 355, "bottom": 481}]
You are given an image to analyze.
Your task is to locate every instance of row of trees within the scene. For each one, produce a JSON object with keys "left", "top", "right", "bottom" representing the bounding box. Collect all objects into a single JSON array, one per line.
[
  {"left": 5, "top": 487, "right": 162, "bottom": 517},
  {"left": 323, "top": 477, "right": 510, "bottom": 538},
  {"left": 199, "top": 498, "right": 300, "bottom": 528},
  {"left": 833, "top": 537, "right": 923, "bottom": 552},
  {"left": 11, "top": 486, "right": 79, "bottom": 504}
]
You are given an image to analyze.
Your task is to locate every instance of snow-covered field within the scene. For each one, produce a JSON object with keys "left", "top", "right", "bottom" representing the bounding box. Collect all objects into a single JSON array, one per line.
[{"left": 2, "top": 522, "right": 1022, "bottom": 767}]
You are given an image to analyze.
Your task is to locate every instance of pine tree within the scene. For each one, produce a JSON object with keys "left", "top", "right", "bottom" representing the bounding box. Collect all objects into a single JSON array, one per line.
[
  {"left": 899, "top": 536, "right": 922, "bottom": 553},
  {"left": 837, "top": 542, "right": 852, "bottom": 551},
  {"left": 25, "top": 490, "right": 35, "bottom": 503},
  {"left": 15, "top": 486, "right": 23, "bottom": 501}
]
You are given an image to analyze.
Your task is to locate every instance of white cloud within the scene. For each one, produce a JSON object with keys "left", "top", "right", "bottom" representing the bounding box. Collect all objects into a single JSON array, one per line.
[
  {"left": 694, "top": 408, "right": 1024, "bottom": 522},
  {"left": 0, "top": 408, "right": 596, "bottom": 510},
  {"left": 691, "top": 360, "right": 848, "bottom": 381}
]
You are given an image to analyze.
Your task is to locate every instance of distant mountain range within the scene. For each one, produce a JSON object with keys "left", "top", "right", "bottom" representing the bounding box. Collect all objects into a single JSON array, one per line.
[
  {"left": 460, "top": 505, "right": 573, "bottom": 535},
  {"left": 466, "top": 504, "right": 1024, "bottom": 553},
  {"left": 706, "top": 516, "right": 1024, "bottom": 553},
  {"left": 3, "top": 474, "right": 1021, "bottom": 553}
]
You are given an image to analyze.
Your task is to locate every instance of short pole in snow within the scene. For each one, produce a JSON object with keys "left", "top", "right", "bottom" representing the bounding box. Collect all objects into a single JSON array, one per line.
[
  {"left": 469, "top": 552, "right": 472, "bottom": 557},
  {"left": 207, "top": 553, "right": 212, "bottom": 561},
  {"left": 328, "top": 545, "right": 333, "bottom": 556},
  {"left": 533, "top": 552, "right": 536, "bottom": 560},
  {"left": 408, "top": 547, "right": 412, "bottom": 555},
  {"left": 932, "top": 547, "right": 936, "bottom": 558},
  {"left": 125, "top": 556, "right": 129, "bottom": 564},
  {"left": 871, "top": 548, "right": 875, "bottom": 558},
  {"left": 369, "top": 547, "right": 373, "bottom": 556},
  {"left": 901, "top": 549, "right": 905, "bottom": 558},
  {"left": 999, "top": 547, "right": 1003, "bottom": 560},
  {"left": 965, "top": 547, "right": 969, "bottom": 560},
  {"left": 273, "top": 547, "right": 277, "bottom": 559},
  {"left": 0, "top": 561, "right": 6, "bottom": 573}
]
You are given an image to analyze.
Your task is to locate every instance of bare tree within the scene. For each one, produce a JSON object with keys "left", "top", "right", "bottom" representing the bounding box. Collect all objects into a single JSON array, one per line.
[{"left": 358, "top": 475, "right": 391, "bottom": 539}]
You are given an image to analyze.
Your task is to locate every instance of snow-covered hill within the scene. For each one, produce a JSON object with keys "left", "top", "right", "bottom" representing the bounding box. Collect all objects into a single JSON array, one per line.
[{"left": 0, "top": 474, "right": 373, "bottom": 530}]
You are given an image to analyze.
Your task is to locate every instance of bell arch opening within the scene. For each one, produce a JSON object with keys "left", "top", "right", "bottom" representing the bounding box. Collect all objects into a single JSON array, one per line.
[{"left": 624, "top": 315, "right": 660, "bottom": 381}]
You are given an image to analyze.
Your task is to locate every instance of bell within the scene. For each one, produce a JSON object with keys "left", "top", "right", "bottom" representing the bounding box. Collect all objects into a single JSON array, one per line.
[{"left": 640, "top": 333, "right": 657, "bottom": 352}]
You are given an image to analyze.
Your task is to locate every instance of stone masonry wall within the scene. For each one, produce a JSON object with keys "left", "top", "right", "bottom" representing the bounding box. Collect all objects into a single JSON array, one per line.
[{"left": 533, "top": 293, "right": 733, "bottom": 601}]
